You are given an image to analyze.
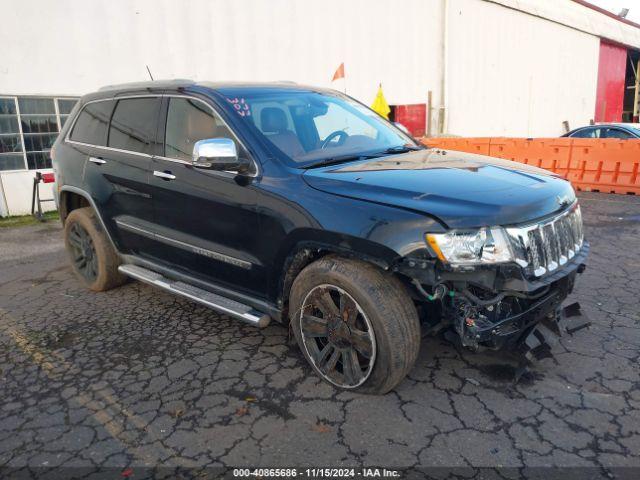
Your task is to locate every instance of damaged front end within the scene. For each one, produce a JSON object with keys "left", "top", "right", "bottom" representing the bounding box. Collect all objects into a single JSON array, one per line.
[
  {"left": 418, "top": 271, "right": 590, "bottom": 354},
  {"left": 394, "top": 202, "right": 591, "bottom": 369}
]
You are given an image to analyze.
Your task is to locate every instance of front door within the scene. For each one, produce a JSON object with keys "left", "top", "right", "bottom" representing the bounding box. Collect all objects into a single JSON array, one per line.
[{"left": 147, "top": 95, "right": 266, "bottom": 298}]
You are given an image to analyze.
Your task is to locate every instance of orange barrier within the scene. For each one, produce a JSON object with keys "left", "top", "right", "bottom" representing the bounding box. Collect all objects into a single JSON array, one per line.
[{"left": 422, "top": 137, "right": 640, "bottom": 195}]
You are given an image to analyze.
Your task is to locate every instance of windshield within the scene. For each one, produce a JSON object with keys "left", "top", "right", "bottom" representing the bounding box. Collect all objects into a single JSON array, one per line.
[{"left": 218, "top": 88, "right": 419, "bottom": 168}]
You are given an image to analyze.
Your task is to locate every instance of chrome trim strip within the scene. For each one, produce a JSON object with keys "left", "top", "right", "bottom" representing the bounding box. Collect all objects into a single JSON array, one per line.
[
  {"left": 153, "top": 155, "right": 190, "bottom": 165},
  {"left": 67, "top": 139, "right": 153, "bottom": 158},
  {"left": 155, "top": 233, "right": 252, "bottom": 269},
  {"left": 115, "top": 219, "right": 252, "bottom": 270},
  {"left": 152, "top": 155, "right": 242, "bottom": 177},
  {"left": 64, "top": 93, "right": 259, "bottom": 177},
  {"left": 114, "top": 219, "right": 156, "bottom": 239}
]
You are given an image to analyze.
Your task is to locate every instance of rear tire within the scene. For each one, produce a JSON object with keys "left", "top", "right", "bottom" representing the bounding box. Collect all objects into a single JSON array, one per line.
[
  {"left": 64, "top": 207, "right": 126, "bottom": 292},
  {"left": 289, "top": 256, "right": 420, "bottom": 394}
]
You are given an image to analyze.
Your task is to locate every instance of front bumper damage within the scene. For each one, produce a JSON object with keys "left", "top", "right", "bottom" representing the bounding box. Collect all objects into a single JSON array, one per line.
[
  {"left": 397, "top": 243, "right": 590, "bottom": 372},
  {"left": 448, "top": 272, "right": 589, "bottom": 352}
]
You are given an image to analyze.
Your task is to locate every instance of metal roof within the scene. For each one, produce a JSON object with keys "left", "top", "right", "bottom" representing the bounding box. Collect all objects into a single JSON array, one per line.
[{"left": 485, "top": 0, "right": 640, "bottom": 50}]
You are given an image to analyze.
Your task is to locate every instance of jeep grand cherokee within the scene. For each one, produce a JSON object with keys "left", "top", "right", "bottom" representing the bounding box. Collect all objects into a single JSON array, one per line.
[{"left": 51, "top": 80, "right": 588, "bottom": 394}]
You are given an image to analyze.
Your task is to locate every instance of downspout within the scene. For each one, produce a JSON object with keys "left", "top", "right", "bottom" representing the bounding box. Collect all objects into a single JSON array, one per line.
[
  {"left": 0, "top": 174, "right": 8, "bottom": 217},
  {"left": 439, "top": 0, "right": 449, "bottom": 135}
]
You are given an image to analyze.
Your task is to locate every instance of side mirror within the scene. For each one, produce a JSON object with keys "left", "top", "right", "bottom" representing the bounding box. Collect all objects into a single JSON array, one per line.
[{"left": 192, "top": 138, "right": 251, "bottom": 174}]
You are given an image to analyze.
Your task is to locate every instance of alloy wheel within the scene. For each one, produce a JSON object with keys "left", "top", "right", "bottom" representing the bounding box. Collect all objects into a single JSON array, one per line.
[
  {"left": 299, "top": 284, "right": 376, "bottom": 388},
  {"left": 67, "top": 222, "right": 98, "bottom": 282}
]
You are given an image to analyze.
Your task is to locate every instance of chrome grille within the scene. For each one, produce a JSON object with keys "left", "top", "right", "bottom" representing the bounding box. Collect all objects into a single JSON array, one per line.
[{"left": 506, "top": 204, "right": 584, "bottom": 278}]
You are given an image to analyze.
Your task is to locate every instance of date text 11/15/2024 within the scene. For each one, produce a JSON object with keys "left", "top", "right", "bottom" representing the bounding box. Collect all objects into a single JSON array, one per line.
[{"left": 232, "top": 468, "right": 401, "bottom": 477}]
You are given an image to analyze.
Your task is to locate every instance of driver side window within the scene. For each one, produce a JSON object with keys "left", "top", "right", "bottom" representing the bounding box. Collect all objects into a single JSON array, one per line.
[{"left": 164, "top": 97, "right": 236, "bottom": 162}]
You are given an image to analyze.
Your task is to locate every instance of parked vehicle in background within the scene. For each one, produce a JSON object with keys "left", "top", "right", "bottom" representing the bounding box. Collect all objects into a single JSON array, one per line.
[
  {"left": 52, "top": 80, "right": 589, "bottom": 394},
  {"left": 563, "top": 123, "right": 640, "bottom": 139}
]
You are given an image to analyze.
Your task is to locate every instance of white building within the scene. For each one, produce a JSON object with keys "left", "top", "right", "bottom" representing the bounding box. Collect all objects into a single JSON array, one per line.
[{"left": 1, "top": 0, "right": 639, "bottom": 216}]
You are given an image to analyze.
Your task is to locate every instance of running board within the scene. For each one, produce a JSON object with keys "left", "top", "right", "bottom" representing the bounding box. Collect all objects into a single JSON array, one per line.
[{"left": 118, "top": 264, "right": 271, "bottom": 328}]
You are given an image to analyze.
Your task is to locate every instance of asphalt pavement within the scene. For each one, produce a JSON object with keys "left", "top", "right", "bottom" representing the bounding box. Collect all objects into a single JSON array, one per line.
[{"left": 0, "top": 192, "right": 639, "bottom": 478}]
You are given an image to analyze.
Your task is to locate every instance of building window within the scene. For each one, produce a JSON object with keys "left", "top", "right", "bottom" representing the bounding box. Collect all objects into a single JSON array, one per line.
[{"left": 0, "top": 96, "right": 79, "bottom": 171}]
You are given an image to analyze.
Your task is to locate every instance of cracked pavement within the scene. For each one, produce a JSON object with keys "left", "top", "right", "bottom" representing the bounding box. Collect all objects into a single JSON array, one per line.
[{"left": 0, "top": 192, "right": 639, "bottom": 478}]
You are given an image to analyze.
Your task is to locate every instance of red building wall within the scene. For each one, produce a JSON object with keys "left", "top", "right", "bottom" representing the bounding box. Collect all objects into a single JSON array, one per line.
[{"left": 595, "top": 41, "right": 627, "bottom": 122}]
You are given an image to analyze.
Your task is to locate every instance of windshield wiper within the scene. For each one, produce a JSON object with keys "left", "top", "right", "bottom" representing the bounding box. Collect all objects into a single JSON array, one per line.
[
  {"left": 379, "top": 144, "right": 424, "bottom": 155},
  {"left": 303, "top": 154, "right": 377, "bottom": 169},
  {"left": 303, "top": 145, "right": 424, "bottom": 169}
]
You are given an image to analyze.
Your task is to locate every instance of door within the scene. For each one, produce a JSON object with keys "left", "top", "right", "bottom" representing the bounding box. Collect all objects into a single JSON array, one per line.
[
  {"left": 147, "top": 95, "right": 265, "bottom": 298},
  {"left": 72, "top": 97, "right": 159, "bottom": 253},
  {"left": 595, "top": 41, "right": 627, "bottom": 123}
]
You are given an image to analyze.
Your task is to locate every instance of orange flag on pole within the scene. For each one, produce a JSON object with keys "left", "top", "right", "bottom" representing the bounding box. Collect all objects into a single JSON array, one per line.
[{"left": 332, "top": 63, "right": 345, "bottom": 82}]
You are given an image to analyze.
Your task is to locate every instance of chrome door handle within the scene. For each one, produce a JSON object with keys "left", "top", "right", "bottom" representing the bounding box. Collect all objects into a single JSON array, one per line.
[
  {"left": 153, "top": 170, "right": 176, "bottom": 180},
  {"left": 89, "top": 157, "right": 106, "bottom": 165}
]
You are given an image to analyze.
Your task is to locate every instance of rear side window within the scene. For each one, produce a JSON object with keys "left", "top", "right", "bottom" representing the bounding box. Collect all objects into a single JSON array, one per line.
[
  {"left": 69, "top": 100, "right": 116, "bottom": 146},
  {"left": 603, "top": 128, "right": 633, "bottom": 139},
  {"left": 164, "top": 97, "right": 235, "bottom": 161},
  {"left": 108, "top": 97, "right": 161, "bottom": 154}
]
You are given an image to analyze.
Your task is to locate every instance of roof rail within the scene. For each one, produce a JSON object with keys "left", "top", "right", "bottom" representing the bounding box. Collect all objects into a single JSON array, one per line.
[{"left": 98, "top": 79, "right": 194, "bottom": 92}]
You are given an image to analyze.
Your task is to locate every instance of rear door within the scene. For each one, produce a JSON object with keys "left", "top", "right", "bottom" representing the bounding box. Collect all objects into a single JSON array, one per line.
[
  {"left": 147, "top": 95, "right": 266, "bottom": 298},
  {"left": 72, "top": 96, "right": 160, "bottom": 253}
]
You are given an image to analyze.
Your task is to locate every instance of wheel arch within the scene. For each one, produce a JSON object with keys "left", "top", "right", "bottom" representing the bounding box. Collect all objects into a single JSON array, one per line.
[
  {"left": 59, "top": 189, "right": 90, "bottom": 224},
  {"left": 274, "top": 228, "right": 402, "bottom": 316},
  {"left": 59, "top": 186, "right": 118, "bottom": 250}
]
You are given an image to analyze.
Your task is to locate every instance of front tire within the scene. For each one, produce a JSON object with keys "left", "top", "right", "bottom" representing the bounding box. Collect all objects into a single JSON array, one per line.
[
  {"left": 289, "top": 256, "right": 420, "bottom": 394},
  {"left": 64, "top": 207, "right": 126, "bottom": 292}
]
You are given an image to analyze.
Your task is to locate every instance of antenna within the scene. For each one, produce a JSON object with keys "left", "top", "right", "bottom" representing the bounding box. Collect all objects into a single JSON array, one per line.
[{"left": 145, "top": 65, "right": 154, "bottom": 81}]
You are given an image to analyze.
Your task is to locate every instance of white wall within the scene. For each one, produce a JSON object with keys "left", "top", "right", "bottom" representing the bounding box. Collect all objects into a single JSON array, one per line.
[
  {"left": 0, "top": 0, "right": 447, "bottom": 216},
  {"left": 0, "top": 0, "right": 618, "bottom": 139},
  {"left": 446, "top": 0, "right": 601, "bottom": 136},
  {"left": 0, "top": 0, "right": 444, "bottom": 110},
  {"left": 0, "top": 170, "right": 56, "bottom": 216},
  {"left": 0, "top": 0, "right": 624, "bottom": 138},
  {"left": 0, "top": 0, "right": 633, "bottom": 215}
]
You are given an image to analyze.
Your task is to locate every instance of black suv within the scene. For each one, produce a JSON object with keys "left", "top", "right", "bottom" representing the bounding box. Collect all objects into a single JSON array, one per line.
[{"left": 52, "top": 80, "right": 588, "bottom": 394}]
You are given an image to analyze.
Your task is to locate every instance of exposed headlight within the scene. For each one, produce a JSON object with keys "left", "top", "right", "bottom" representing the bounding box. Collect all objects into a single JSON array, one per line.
[{"left": 426, "top": 227, "right": 514, "bottom": 265}]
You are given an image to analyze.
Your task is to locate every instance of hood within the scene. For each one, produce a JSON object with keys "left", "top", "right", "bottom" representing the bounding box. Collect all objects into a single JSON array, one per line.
[{"left": 302, "top": 149, "right": 576, "bottom": 229}]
